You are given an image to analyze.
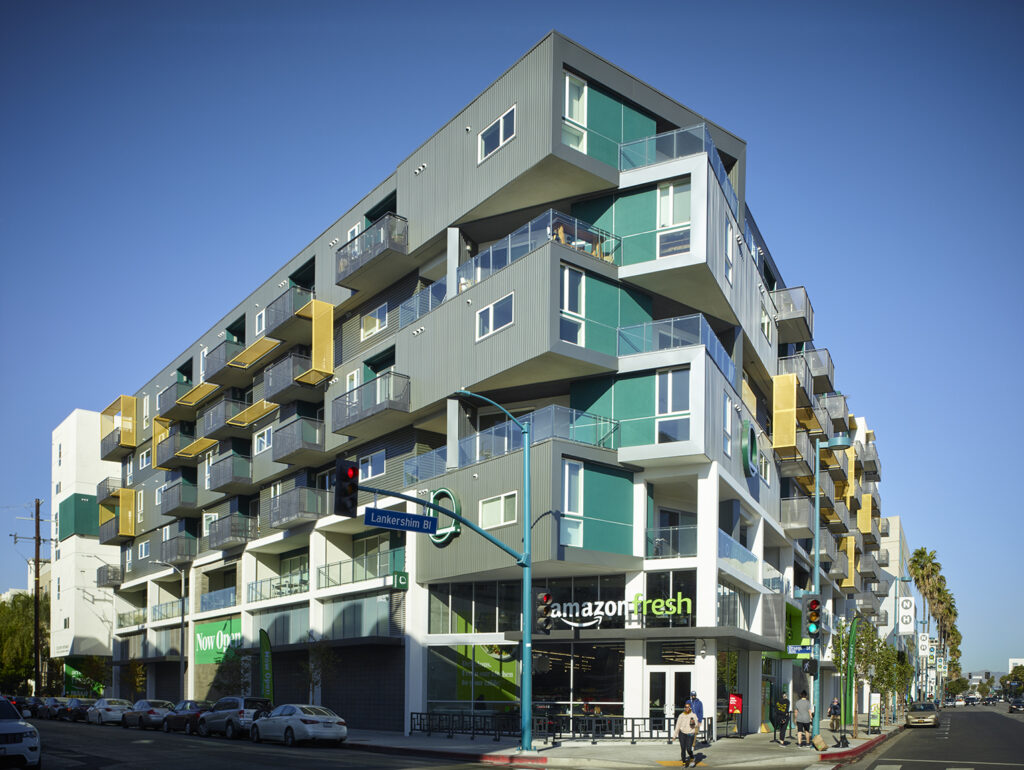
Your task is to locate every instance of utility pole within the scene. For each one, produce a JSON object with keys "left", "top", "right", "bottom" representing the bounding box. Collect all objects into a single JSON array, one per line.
[{"left": 33, "top": 498, "right": 41, "bottom": 693}]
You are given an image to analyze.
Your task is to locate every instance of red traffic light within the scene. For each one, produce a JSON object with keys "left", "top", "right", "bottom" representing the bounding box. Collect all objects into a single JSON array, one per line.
[
  {"left": 343, "top": 464, "right": 358, "bottom": 481},
  {"left": 808, "top": 598, "right": 821, "bottom": 612},
  {"left": 537, "top": 592, "right": 552, "bottom": 604}
]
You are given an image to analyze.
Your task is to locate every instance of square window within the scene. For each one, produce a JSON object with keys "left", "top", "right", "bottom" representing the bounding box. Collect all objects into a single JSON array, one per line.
[
  {"left": 359, "top": 449, "right": 385, "bottom": 481},
  {"left": 476, "top": 293, "right": 514, "bottom": 340},
  {"left": 560, "top": 517, "right": 583, "bottom": 548},
  {"left": 254, "top": 427, "right": 273, "bottom": 455},
  {"left": 478, "top": 106, "right": 516, "bottom": 162},
  {"left": 480, "top": 492, "right": 517, "bottom": 529},
  {"left": 361, "top": 303, "right": 388, "bottom": 340}
]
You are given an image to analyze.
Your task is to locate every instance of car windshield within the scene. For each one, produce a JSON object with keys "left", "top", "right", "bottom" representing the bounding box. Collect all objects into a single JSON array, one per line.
[
  {"left": 0, "top": 701, "right": 20, "bottom": 720},
  {"left": 910, "top": 703, "right": 936, "bottom": 712},
  {"left": 244, "top": 698, "right": 272, "bottom": 710},
  {"left": 299, "top": 706, "right": 336, "bottom": 717},
  {"left": 78, "top": 699, "right": 97, "bottom": 706},
  {"left": 108, "top": 700, "right": 132, "bottom": 707},
  {"left": 194, "top": 701, "right": 213, "bottom": 710}
]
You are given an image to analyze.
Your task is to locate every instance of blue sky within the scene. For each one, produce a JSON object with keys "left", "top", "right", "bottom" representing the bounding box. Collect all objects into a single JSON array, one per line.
[{"left": 1, "top": 0, "right": 1021, "bottom": 675}]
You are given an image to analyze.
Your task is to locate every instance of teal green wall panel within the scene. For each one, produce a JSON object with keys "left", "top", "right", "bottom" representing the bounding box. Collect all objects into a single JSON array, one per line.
[
  {"left": 613, "top": 373, "right": 655, "bottom": 447},
  {"left": 59, "top": 494, "right": 99, "bottom": 541},
  {"left": 621, "top": 232, "right": 657, "bottom": 266},
  {"left": 613, "top": 189, "right": 656, "bottom": 236},
  {"left": 588, "top": 87, "right": 624, "bottom": 143},
  {"left": 622, "top": 107, "right": 656, "bottom": 143},
  {"left": 572, "top": 196, "right": 614, "bottom": 233},
  {"left": 570, "top": 376, "right": 613, "bottom": 415},
  {"left": 584, "top": 275, "right": 619, "bottom": 356},
  {"left": 582, "top": 463, "right": 633, "bottom": 555},
  {"left": 619, "top": 286, "right": 653, "bottom": 327},
  {"left": 588, "top": 134, "right": 620, "bottom": 168}
]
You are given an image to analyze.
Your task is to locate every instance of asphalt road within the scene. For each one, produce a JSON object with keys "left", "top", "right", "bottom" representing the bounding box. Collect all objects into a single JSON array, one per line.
[
  {"left": 32, "top": 718, "right": 486, "bottom": 770},
  {"left": 847, "top": 703, "right": 1024, "bottom": 770}
]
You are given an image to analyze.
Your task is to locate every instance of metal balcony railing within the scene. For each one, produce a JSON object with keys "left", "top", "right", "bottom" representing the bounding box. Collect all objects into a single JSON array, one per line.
[
  {"left": 263, "top": 349, "right": 320, "bottom": 403},
  {"left": 200, "top": 586, "right": 237, "bottom": 613},
  {"left": 207, "top": 513, "right": 257, "bottom": 550},
  {"left": 205, "top": 339, "right": 245, "bottom": 382},
  {"left": 332, "top": 372, "right": 411, "bottom": 434},
  {"left": 199, "top": 396, "right": 246, "bottom": 437},
  {"left": 318, "top": 548, "right": 406, "bottom": 589},
  {"left": 803, "top": 348, "right": 834, "bottom": 394},
  {"left": 269, "top": 486, "right": 331, "bottom": 529},
  {"left": 209, "top": 453, "right": 252, "bottom": 491},
  {"left": 247, "top": 570, "right": 309, "bottom": 602},
  {"left": 159, "top": 478, "right": 197, "bottom": 517},
  {"left": 336, "top": 213, "right": 409, "bottom": 285},
  {"left": 96, "top": 476, "right": 122, "bottom": 502},
  {"left": 158, "top": 381, "right": 194, "bottom": 416},
  {"left": 265, "top": 285, "right": 313, "bottom": 338},
  {"left": 96, "top": 564, "right": 122, "bottom": 587},
  {"left": 271, "top": 417, "right": 324, "bottom": 464},
  {"left": 160, "top": 536, "right": 197, "bottom": 564},
  {"left": 645, "top": 525, "right": 697, "bottom": 559},
  {"left": 618, "top": 314, "right": 736, "bottom": 387}
]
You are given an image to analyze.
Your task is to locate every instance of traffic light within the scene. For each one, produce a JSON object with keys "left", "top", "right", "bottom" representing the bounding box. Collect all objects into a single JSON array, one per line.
[
  {"left": 334, "top": 458, "right": 359, "bottom": 517},
  {"left": 536, "top": 592, "right": 553, "bottom": 634},
  {"left": 801, "top": 593, "right": 822, "bottom": 640}
]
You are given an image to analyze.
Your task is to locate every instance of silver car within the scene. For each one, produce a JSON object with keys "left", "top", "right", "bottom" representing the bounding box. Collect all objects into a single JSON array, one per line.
[
  {"left": 198, "top": 696, "right": 273, "bottom": 739},
  {"left": 123, "top": 699, "right": 175, "bottom": 729},
  {"left": 87, "top": 698, "right": 133, "bottom": 725},
  {"left": 250, "top": 704, "right": 347, "bottom": 747}
]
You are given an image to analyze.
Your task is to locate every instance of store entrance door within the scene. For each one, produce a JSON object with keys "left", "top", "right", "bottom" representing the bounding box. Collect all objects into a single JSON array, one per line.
[{"left": 648, "top": 670, "right": 692, "bottom": 732}]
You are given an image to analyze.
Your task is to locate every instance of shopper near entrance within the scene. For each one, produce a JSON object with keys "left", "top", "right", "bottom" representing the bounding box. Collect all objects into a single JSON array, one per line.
[
  {"left": 828, "top": 697, "right": 841, "bottom": 732},
  {"left": 772, "top": 693, "right": 790, "bottom": 744},
  {"left": 794, "top": 690, "right": 813, "bottom": 747},
  {"left": 685, "top": 691, "right": 704, "bottom": 742},
  {"left": 674, "top": 702, "right": 699, "bottom": 766}
]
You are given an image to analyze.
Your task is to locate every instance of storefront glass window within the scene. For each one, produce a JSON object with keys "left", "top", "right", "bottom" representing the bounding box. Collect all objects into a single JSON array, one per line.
[
  {"left": 429, "top": 583, "right": 450, "bottom": 634},
  {"left": 427, "top": 644, "right": 520, "bottom": 712},
  {"left": 475, "top": 582, "right": 497, "bottom": 632},
  {"left": 644, "top": 570, "right": 696, "bottom": 628},
  {"left": 497, "top": 581, "right": 520, "bottom": 632},
  {"left": 451, "top": 583, "right": 474, "bottom": 633}
]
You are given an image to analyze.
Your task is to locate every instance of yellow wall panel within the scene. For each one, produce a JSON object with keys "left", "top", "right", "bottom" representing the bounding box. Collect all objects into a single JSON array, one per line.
[
  {"left": 741, "top": 379, "right": 757, "bottom": 415},
  {"left": 310, "top": 299, "right": 334, "bottom": 375},
  {"left": 772, "top": 374, "right": 797, "bottom": 452},
  {"left": 117, "top": 489, "right": 136, "bottom": 537}
]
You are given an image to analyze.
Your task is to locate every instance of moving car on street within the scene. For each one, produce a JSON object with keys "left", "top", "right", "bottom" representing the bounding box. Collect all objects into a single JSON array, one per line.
[
  {"left": 1009, "top": 698, "right": 1024, "bottom": 714},
  {"left": 86, "top": 698, "right": 133, "bottom": 725},
  {"left": 249, "top": 704, "right": 347, "bottom": 747},
  {"left": 0, "top": 697, "right": 40, "bottom": 767},
  {"left": 162, "top": 700, "right": 213, "bottom": 734},
  {"left": 122, "top": 699, "right": 175, "bottom": 729},
  {"left": 906, "top": 701, "right": 939, "bottom": 728}
]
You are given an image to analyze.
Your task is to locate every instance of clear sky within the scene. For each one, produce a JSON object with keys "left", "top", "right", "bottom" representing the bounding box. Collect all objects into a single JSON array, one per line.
[{"left": 1, "top": 0, "right": 1021, "bottom": 675}]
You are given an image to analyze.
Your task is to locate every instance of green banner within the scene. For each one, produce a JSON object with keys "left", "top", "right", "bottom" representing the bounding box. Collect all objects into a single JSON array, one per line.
[
  {"left": 64, "top": 662, "right": 103, "bottom": 696},
  {"left": 194, "top": 617, "right": 242, "bottom": 665},
  {"left": 259, "top": 629, "right": 274, "bottom": 701}
]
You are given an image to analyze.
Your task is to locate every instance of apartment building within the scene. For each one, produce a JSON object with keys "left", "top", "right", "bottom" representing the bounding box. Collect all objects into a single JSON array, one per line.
[{"left": 82, "top": 32, "right": 891, "bottom": 733}]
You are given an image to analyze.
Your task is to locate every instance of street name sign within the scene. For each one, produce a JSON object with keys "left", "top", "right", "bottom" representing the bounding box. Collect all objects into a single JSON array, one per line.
[
  {"left": 366, "top": 507, "right": 438, "bottom": 534},
  {"left": 788, "top": 645, "right": 812, "bottom": 655}
]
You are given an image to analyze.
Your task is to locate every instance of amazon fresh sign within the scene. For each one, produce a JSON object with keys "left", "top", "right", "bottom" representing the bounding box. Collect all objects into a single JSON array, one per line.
[
  {"left": 549, "top": 593, "right": 693, "bottom": 628},
  {"left": 195, "top": 617, "right": 242, "bottom": 664}
]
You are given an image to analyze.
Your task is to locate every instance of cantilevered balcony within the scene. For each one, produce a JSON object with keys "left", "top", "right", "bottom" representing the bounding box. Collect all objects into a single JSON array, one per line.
[
  {"left": 159, "top": 477, "right": 198, "bottom": 518},
  {"left": 99, "top": 514, "right": 133, "bottom": 545},
  {"left": 332, "top": 372, "right": 411, "bottom": 437},
  {"left": 263, "top": 349, "right": 324, "bottom": 405},
  {"left": 778, "top": 429, "right": 813, "bottom": 478},
  {"left": 778, "top": 354, "right": 815, "bottom": 406},
  {"left": 209, "top": 453, "right": 255, "bottom": 495},
  {"left": 781, "top": 495, "right": 814, "bottom": 540},
  {"left": 826, "top": 444, "right": 848, "bottom": 482},
  {"left": 96, "top": 477, "right": 122, "bottom": 504},
  {"left": 205, "top": 339, "right": 246, "bottom": 387},
  {"left": 877, "top": 548, "right": 890, "bottom": 567},
  {"left": 821, "top": 393, "right": 849, "bottom": 432},
  {"left": 335, "top": 212, "right": 410, "bottom": 293},
  {"left": 155, "top": 424, "right": 198, "bottom": 470},
  {"left": 160, "top": 535, "right": 197, "bottom": 565},
  {"left": 826, "top": 499, "right": 850, "bottom": 535},
  {"left": 863, "top": 441, "right": 881, "bottom": 482},
  {"left": 858, "top": 551, "right": 879, "bottom": 579},
  {"left": 864, "top": 480, "right": 882, "bottom": 515},
  {"left": 869, "top": 577, "right": 891, "bottom": 598},
  {"left": 879, "top": 518, "right": 890, "bottom": 537},
  {"left": 100, "top": 395, "right": 136, "bottom": 461},
  {"left": 208, "top": 513, "right": 257, "bottom": 550},
  {"left": 617, "top": 313, "right": 735, "bottom": 386},
  {"left": 157, "top": 381, "right": 198, "bottom": 422},
  {"left": 100, "top": 428, "right": 133, "bottom": 462},
  {"left": 818, "top": 533, "right": 838, "bottom": 562},
  {"left": 828, "top": 551, "right": 849, "bottom": 580},
  {"left": 769, "top": 286, "right": 813, "bottom": 344},
  {"left": 271, "top": 417, "right": 328, "bottom": 466},
  {"left": 96, "top": 564, "right": 122, "bottom": 588},
  {"left": 804, "top": 348, "right": 835, "bottom": 395},
  {"left": 855, "top": 592, "right": 880, "bottom": 617},
  {"left": 265, "top": 284, "right": 313, "bottom": 344},
  {"left": 269, "top": 486, "right": 331, "bottom": 530},
  {"left": 199, "top": 396, "right": 248, "bottom": 441},
  {"left": 876, "top": 610, "right": 889, "bottom": 627}
]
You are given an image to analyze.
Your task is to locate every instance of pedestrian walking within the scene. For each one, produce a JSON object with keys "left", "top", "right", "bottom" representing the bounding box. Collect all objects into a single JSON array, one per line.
[
  {"left": 828, "top": 697, "right": 841, "bottom": 733},
  {"left": 772, "top": 692, "right": 790, "bottom": 744},
  {"left": 794, "top": 690, "right": 813, "bottom": 747},
  {"left": 674, "top": 702, "right": 699, "bottom": 767},
  {"left": 685, "top": 690, "right": 704, "bottom": 743}
]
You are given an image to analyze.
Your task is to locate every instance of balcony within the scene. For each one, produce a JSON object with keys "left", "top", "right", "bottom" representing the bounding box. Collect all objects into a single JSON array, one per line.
[
  {"left": 265, "top": 284, "right": 314, "bottom": 344},
  {"left": 879, "top": 518, "right": 890, "bottom": 537},
  {"left": 761, "top": 562, "right": 789, "bottom": 596},
  {"left": 205, "top": 339, "right": 246, "bottom": 387},
  {"left": 157, "top": 381, "right": 198, "bottom": 421},
  {"left": 264, "top": 350, "right": 325, "bottom": 405},
  {"left": 199, "top": 396, "right": 248, "bottom": 441},
  {"left": 175, "top": 380, "right": 220, "bottom": 410},
  {"left": 209, "top": 453, "right": 255, "bottom": 495},
  {"left": 877, "top": 548, "right": 890, "bottom": 567},
  {"left": 828, "top": 551, "right": 849, "bottom": 580},
  {"left": 858, "top": 552, "right": 879, "bottom": 579},
  {"left": 826, "top": 499, "right": 850, "bottom": 535},
  {"left": 619, "top": 123, "right": 738, "bottom": 218},
  {"left": 855, "top": 592, "right": 880, "bottom": 617},
  {"left": 335, "top": 212, "right": 410, "bottom": 292},
  {"left": 332, "top": 372, "right": 411, "bottom": 437},
  {"left": 117, "top": 608, "right": 147, "bottom": 628},
  {"left": 869, "top": 577, "right": 891, "bottom": 598},
  {"left": 456, "top": 209, "right": 620, "bottom": 295},
  {"left": 398, "top": 277, "right": 447, "bottom": 329},
  {"left": 159, "top": 478, "right": 198, "bottom": 518},
  {"left": 769, "top": 287, "right": 814, "bottom": 344},
  {"left": 645, "top": 525, "right": 697, "bottom": 559},
  {"left": 100, "top": 395, "right": 137, "bottom": 461},
  {"left": 617, "top": 313, "right": 735, "bottom": 387},
  {"left": 826, "top": 443, "right": 848, "bottom": 482},
  {"left": 821, "top": 393, "right": 849, "bottom": 432},
  {"left": 269, "top": 486, "right": 331, "bottom": 530},
  {"left": 804, "top": 348, "right": 835, "bottom": 394},
  {"left": 318, "top": 548, "right": 406, "bottom": 589},
  {"left": 200, "top": 585, "right": 237, "bottom": 613},
  {"left": 96, "top": 477, "right": 122, "bottom": 504},
  {"left": 160, "top": 535, "right": 197, "bottom": 565},
  {"left": 781, "top": 495, "right": 814, "bottom": 540},
  {"left": 208, "top": 513, "right": 258, "bottom": 550},
  {"left": 877, "top": 610, "right": 889, "bottom": 627},
  {"left": 864, "top": 441, "right": 881, "bottom": 482},
  {"left": 247, "top": 570, "right": 309, "bottom": 603},
  {"left": 718, "top": 531, "right": 759, "bottom": 582},
  {"left": 818, "top": 534, "right": 838, "bottom": 562},
  {"left": 150, "top": 597, "right": 187, "bottom": 622},
  {"left": 271, "top": 417, "right": 329, "bottom": 467},
  {"left": 155, "top": 426, "right": 198, "bottom": 470},
  {"left": 96, "top": 564, "right": 122, "bottom": 588},
  {"left": 778, "top": 355, "right": 815, "bottom": 406},
  {"left": 99, "top": 514, "right": 134, "bottom": 545},
  {"left": 100, "top": 428, "right": 133, "bottom": 462},
  {"left": 404, "top": 405, "right": 619, "bottom": 486},
  {"left": 778, "top": 429, "right": 813, "bottom": 478}
]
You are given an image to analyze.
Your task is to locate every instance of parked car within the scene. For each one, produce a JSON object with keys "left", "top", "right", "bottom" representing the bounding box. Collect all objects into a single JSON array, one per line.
[
  {"left": 41, "top": 696, "right": 71, "bottom": 720},
  {"left": 22, "top": 696, "right": 45, "bottom": 718},
  {"left": 66, "top": 697, "right": 98, "bottom": 722},
  {"left": 87, "top": 697, "right": 134, "bottom": 725},
  {"left": 1009, "top": 698, "right": 1024, "bottom": 714},
  {"left": 249, "top": 704, "right": 347, "bottom": 747},
  {"left": 122, "top": 699, "right": 175, "bottom": 729},
  {"left": 198, "top": 696, "right": 273, "bottom": 739},
  {"left": 954, "top": 697, "right": 966, "bottom": 707},
  {"left": 906, "top": 701, "right": 939, "bottom": 728},
  {"left": 162, "top": 700, "right": 213, "bottom": 734},
  {"left": 8, "top": 695, "right": 33, "bottom": 717},
  {"left": 0, "top": 698, "right": 40, "bottom": 767}
]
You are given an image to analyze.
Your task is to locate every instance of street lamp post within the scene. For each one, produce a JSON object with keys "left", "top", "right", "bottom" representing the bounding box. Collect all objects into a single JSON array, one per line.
[
  {"left": 155, "top": 560, "right": 187, "bottom": 702},
  {"left": 812, "top": 433, "right": 851, "bottom": 740},
  {"left": 455, "top": 390, "right": 532, "bottom": 752}
]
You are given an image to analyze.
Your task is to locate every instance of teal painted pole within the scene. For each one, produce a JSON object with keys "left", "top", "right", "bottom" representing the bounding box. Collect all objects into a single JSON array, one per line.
[{"left": 813, "top": 436, "right": 822, "bottom": 739}]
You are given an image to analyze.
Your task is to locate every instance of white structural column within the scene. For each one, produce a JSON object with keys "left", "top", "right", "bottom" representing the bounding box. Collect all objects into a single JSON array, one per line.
[
  {"left": 695, "top": 464, "right": 720, "bottom": 733},
  {"left": 403, "top": 504, "right": 428, "bottom": 735}
]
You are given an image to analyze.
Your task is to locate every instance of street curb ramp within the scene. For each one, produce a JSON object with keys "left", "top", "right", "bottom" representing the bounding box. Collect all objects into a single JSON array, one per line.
[{"left": 820, "top": 725, "right": 904, "bottom": 767}]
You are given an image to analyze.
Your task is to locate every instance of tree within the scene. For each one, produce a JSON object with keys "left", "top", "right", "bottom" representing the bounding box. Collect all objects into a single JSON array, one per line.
[
  {"left": 300, "top": 639, "right": 338, "bottom": 705},
  {"left": 119, "top": 661, "right": 146, "bottom": 701},
  {"left": 946, "top": 677, "right": 969, "bottom": 697},
  {"left": 0, "top": 591, "right": 53, "bottom": 694},
  {"left": 210, "top": 648, "right": 244, "bottom": 699}
]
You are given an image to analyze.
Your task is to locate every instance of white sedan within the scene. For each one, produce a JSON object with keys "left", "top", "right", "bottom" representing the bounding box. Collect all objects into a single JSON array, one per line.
[
  {"left": 0, "top": 698, "right": 40, "bottom": 767},
  {"left": 86, "top": 698, "right": 133, "bottom": 725},
  {"left": 250, "top": 704, "right": 347, "bottom": 747}
]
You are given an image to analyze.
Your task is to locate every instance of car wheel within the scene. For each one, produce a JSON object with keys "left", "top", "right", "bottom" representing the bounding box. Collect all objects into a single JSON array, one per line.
[
  {"left": 198, "top": 720, "right": 209, "bottom": 737},
  {"left": 163, "top": 719, "right": 170, "bottom": 733},
  {"left": 225, "top": 721, "right": 236, "bottom": 740},
  {"left": 184, "top": 720, "right": 193, "bottom": 736},
  {"left": 250, "top": 726, "right": 260, "bottom": 744},
  {"left": 284, "top": 727, "right": 295, "bottom": 747},
  {"left": 121, "top": 717, "right": 128, "bottom": 729}
]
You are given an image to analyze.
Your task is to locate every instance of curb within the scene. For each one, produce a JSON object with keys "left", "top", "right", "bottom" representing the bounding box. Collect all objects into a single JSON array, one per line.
[
  {"left": 818, "top": 726, "right": 904, "bottom": 767},
  {"left": 345, "top": 741, "right": 663, "bottom": 769}
]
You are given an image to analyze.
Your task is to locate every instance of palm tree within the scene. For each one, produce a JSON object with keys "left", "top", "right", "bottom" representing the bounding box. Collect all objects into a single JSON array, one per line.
[{"left": 908, "top": 548, "right": 941, "bottom": 632}]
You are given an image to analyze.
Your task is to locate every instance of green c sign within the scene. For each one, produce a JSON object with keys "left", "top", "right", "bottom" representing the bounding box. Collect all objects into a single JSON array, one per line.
[
  {"left": 741, "top": 420, "right": 758, "bottom": 478},
  {"left": 428, "top": 488, "right": 461, "bottom": 546}
]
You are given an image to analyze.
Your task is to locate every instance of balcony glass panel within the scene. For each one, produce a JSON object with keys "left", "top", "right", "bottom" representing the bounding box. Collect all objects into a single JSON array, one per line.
[
  {"left": 617, "top": 313, "right": 735, "bottom": 387},
  {"left": 761, "top": 562, "right": 790, "bottom": 595},
  {"left": 332, "top": 372, "right": 411, "bottom": 433},
  {"left": 247, "top": 570, "right": 309, "bottom": 602},
  {"left": 317, "top": 548, "right": 406, "bottom": 589},
  {"left": 456, "top": 210, "right": 620, "bottom": 293},
  {"left": 200, "top": 586, "right": 237, "bottom": 613},
  {"left": 399, "top": 278, "right": 447, "bottom": 329},
  {"left": 718, "top": 530, "right": 758, "bottom": 582},
  {"left": 336, "top": 213, "right": 409, "bottom": 284},
  {"left": 645, "top": 525, "right": 697, "bottom": 559},
  {"left": 150, "top": 597, "right": 187, "bottom": 622},
  {"left": 117, "top": 608, "right": 147, "bottom": 627}
]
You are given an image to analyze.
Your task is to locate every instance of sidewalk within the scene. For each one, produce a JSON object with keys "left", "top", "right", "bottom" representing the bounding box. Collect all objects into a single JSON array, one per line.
[{"left": 343, "top": 716, "right": 903, "bottom": 768}]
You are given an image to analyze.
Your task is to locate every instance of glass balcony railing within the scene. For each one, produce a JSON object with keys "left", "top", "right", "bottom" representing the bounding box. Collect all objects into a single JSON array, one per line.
[
  {"left": 399, "top": 278, "right": 447, "bottom": 329},
  {"left": 199, "top": 586, "right": 237, "bottom": 613},
  {"left": 335, "top": 213, "right": 409, "bottom": 285},
  {"left": 804, "top": 348, "right": 834, "bottom": 393},
  {"left": 150, "top": 597, "right": 188, "bottom": 622},
  {"left": 247, "top": 569, "right": 309, "bottom": 602},
  {"left": 456, "top": 210, "right": 621, "bottom": 294},
  {"left": 318, "top": 548, "right": 406, "bottom": 589},
  {"left": 117, "top": 608, "right": 147, "bottom": 627},
  {"left": 645, "top": 525, "right": 697, "bottom": 558},
  {"left": 617, "top": 313, "right": 736, "bottom": 387},
  {"left": 405, "top": 405, "right": 619, "bottom": 486},
  {"left": 619, "top": 124, "right": 738, "bottom": 217},
  {"left": 332, "top": 372, "right": 411, "bottom": 434},
  {"left": 769, "top": 286, "right": 814, "bottom": 344},
  {"left": 761, "top": 561, "right": 790, "bottom": 595},
  {"left": 718, "top": 530, "right": 758, "bottom": 582}
]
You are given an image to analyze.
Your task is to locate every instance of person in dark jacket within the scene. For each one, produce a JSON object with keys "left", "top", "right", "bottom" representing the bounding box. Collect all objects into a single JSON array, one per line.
[{"left": 772, "top": 693, "right": 790, "bottom": 744}]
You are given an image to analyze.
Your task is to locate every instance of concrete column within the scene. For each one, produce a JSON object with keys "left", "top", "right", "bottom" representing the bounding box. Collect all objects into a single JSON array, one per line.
[
  {"left": 743, "top": 649, "right": 762, "bottom": 734},
  {"left": 694, "top": 639, "right": 717, "bottom": 736},
  {"left": 446, "top": 227, "right": 461, "bottom": 300},
  {"left": 695, "top": 464, "right": 720, "bottom": 627},
  {"left": 403, "top": 500, "right": 428, "bottom": 734}
]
